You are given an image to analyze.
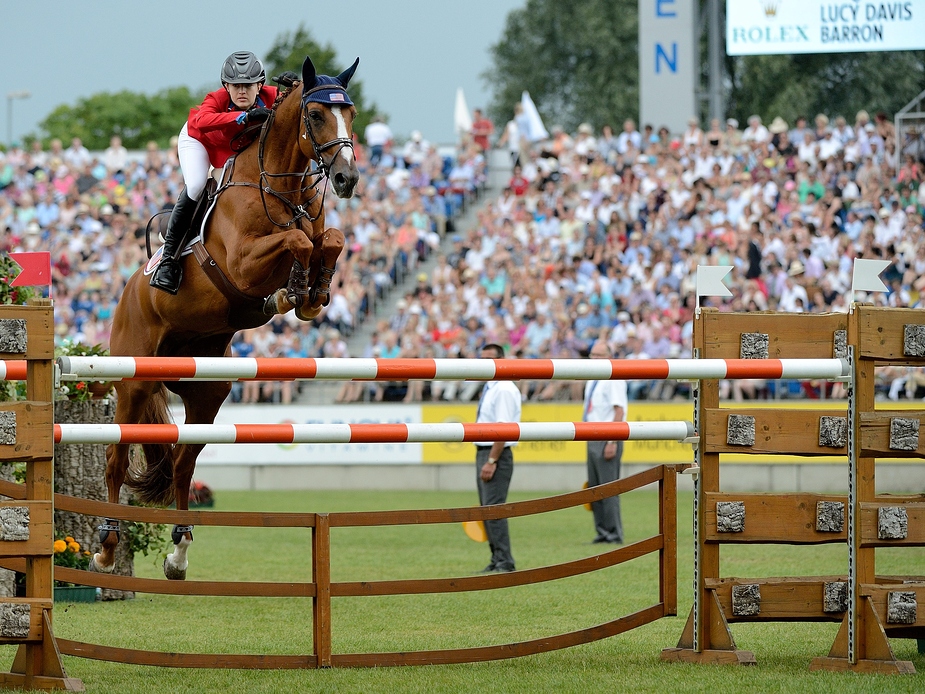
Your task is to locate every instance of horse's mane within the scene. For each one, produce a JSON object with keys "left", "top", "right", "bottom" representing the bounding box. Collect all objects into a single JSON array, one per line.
[{"left": 273, "top": 81, "right": 302, "bottom": 109}]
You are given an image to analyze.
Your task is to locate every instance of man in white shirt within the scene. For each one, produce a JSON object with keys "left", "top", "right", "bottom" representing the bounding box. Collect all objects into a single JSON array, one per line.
[
  {"left": 584, "top": 340, "right": 627, "bottom": 544},
  {"left": 475, "top": 343, "right": 522, "bottom": 573},
  {"left": 364, "top": 116, "right": 393, "bottom": 168}
]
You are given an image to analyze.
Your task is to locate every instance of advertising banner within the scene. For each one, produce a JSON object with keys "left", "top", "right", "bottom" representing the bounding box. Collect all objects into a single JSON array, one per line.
[{"left": 726, "top": 1, "right": 925, "bottom": 55}]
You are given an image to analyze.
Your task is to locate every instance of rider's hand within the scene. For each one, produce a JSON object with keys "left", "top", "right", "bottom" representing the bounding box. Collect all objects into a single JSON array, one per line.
[
  {"left": 244, "top": 107, "right": 272, "bottom": 124},
  {"left": 272, "top": 71, "right": 299, "bottom": 87}
]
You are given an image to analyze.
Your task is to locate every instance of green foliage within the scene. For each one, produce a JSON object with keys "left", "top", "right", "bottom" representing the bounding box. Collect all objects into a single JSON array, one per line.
[
  {"left": 262, "top": 23, "right": 380, "bottom": 139},
  {"left": 123, "top": 519, "right": 171, "bottom": 565},
  {"left": 0, "top": 254, "right": 37, "bottom": 307},
  {"left": 54, "top": 340, "right": 112, "bottom": 401},
  {"left": 39, "top": 86, "right": 200, "bottom": 150},
  {"left": 728, "top": 51, "right": 925, "bottom": 125},
  {"left": 486, "top": 0, "right": 639, "bottom": 133}
]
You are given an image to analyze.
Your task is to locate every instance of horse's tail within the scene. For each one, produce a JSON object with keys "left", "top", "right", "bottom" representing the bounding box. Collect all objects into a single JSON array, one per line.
[{"left": 125, "top": 384, "right": 176, "bottom": 506}]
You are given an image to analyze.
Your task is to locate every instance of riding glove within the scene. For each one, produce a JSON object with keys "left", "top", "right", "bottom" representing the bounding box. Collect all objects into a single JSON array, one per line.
[
  {"left": 245, "top": 107, "right": 272, "bottom": 124},
  {"left": 272, "top": 71, "right": 300, "bottom": 87}
]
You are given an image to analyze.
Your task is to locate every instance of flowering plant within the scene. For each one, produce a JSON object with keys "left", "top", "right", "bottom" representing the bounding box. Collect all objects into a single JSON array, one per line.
[
  {"left": 0, "top": 254, "right": 37, "bottom": 306},
  {"left": 54, "top": 340, "right": 113, "bottom": 401},
  {"left": 53, "top": 535, "right": 92, "bottom": 587}
]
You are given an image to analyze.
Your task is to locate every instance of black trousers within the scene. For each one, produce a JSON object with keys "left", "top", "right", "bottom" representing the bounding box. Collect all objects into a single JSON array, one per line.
[
  {"left": 475, "top": 446, "right": 515, "bottom": 570},
  {"left": 586, "top": 440, "right": 623, "bottom": 542}
]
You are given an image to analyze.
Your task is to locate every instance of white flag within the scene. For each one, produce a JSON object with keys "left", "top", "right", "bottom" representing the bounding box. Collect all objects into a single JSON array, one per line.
[
  {"left": 851, "top": 258, "right": 890, "bottom": 293},
  {"left": 696, "top": 265, "right": 733, "bottom": 298},
  {"left": 454, "top": 88, "right": 472, "bottom": 137},
  {"left": 520, "top": 91, "right": 548, "bottom": 142}
]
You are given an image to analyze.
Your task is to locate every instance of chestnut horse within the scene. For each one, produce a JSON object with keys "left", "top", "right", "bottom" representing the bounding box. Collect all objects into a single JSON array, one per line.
[{"left": 91, "top": 55, "right": 360, "bottom": 580}]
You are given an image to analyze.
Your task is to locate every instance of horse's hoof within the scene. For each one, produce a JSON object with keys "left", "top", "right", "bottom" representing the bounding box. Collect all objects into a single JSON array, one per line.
[
  {"left": 88, "top": 553, "right": 115, "bottom": 574},
  {"left": 296, "top": 304, "right": 323, "bottom": 321},
  {"left": 163, "top": 557, "right": 187, "bottom": 581}
]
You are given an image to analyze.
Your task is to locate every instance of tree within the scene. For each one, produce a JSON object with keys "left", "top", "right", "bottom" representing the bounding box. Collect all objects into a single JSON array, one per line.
[
  {"left": 726, "top": 52, "right": 925, "bottom": 126},
  {"left": 263, "top": 23, "right": 380, "bottom": 141},
  {"left": 485, "top": 0, "right": 638, "bottom": 134},
  {"left": 485, "top": 0, "right": 925, "bottom": 135},
  {"left": 39, "top": 87, "right": 201, "bottom": 150}
]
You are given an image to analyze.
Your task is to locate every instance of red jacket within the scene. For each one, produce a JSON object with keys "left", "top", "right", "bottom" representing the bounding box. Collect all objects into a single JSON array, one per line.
[{"left": 187, "top": 86, "right": 279, "bottom": 167}]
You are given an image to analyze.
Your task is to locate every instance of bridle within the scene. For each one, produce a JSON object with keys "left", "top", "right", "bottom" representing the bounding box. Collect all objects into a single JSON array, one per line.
[{"left": 220, "top": 81, "right": 355, "bottom": 229}]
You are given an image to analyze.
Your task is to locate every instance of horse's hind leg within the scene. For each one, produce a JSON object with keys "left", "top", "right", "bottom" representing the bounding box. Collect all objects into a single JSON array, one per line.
[
  {"left": 161, "top": 379, "right": 231, "bottom": 580},
  {"left": 91, "top": 380, "right": 161, "bottom": 573},
  {"left": 298, "top": 227, "right": 345, "bottom": 321}
]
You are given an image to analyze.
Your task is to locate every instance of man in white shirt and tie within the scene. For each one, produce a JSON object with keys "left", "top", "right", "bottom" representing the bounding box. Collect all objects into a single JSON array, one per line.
[
  {"left": 584, "top": 340, "right": 627, "bottom": 544},
  {"left": 474, "top": 343, "right": 522, "bottom": 573}
]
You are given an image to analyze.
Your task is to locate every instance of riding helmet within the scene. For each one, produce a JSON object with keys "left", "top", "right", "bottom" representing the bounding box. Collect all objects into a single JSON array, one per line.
[{"left": 221, "top": 51, "right": 266, "bottom": 84}]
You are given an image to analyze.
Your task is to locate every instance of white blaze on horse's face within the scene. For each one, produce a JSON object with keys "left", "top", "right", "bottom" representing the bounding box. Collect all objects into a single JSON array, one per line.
[{"left": 331, "top": 106, "right": 354, "bottom": 165}]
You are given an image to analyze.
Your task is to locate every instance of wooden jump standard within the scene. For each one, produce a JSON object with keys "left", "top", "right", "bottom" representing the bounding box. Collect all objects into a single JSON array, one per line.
[{"left": 661, "top": 307, "right": 925, "bottom": 674}]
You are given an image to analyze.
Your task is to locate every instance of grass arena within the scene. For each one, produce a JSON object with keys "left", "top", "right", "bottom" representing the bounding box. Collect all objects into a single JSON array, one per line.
[{"left": 0, "top": 302, "right": 923, "bottom": 692}]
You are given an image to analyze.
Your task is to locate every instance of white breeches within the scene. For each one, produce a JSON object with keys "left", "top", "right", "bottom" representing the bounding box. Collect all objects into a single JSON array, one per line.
[{"left": 177, "top": 123, "right": 211, "bottom": 202}]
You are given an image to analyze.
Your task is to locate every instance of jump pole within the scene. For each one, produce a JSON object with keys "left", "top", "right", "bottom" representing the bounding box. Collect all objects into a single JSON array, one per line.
[
  {"left": 55, "top": 356, "right": 849, "bottom": 382},
  {"left": 54, "top": 420, "right": 697, "bottom": 445}
]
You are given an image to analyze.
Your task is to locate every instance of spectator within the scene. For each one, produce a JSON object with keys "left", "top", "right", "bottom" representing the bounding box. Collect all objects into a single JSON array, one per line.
[{"left": 364, "top": 115, "right": 393, "bottom": 169}]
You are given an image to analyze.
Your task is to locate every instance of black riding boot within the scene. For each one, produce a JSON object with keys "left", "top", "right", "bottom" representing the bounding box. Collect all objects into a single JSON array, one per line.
[{"left": 150, "top": 189, "right": 197, "bottom": 295}]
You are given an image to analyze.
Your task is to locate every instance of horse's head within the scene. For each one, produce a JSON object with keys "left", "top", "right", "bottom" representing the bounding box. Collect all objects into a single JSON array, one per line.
[{"left": 299, "top": 55, "right": 360, "bottom": 198}]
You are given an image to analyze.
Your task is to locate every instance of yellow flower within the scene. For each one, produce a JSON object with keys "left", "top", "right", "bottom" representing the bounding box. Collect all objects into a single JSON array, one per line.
[
  {"left": 65, "top": 536, "right": 75, "bottom": 543},
  {"left": 53, "top": 539, "right": 67, "bottom": 553},
  {"left": 67, "top": 541, "right": 80, "bottom": 553}
]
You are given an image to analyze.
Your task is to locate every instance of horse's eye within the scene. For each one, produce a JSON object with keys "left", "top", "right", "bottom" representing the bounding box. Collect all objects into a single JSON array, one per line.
[{"left": 309, "top": 111, "right": 324, "bottom": 123}]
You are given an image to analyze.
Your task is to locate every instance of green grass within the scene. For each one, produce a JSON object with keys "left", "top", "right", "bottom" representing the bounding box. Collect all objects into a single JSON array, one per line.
[{"left": 3, "top": 489, "right": 924, "bottom": 693}]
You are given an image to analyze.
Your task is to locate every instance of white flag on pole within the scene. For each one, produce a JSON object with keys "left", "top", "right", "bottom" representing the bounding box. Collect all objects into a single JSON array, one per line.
[
  {"left": 696, "top": 265, "right": 733, "bottom": 298},
  {"left": 851, "top": 258, "right": 890, "bottom": 293},
  {"left": 454, "top": 88, "right": 472, "bottom": 137},
  {"left": 520, "top": 91, "right": 548, "bottom": 142}
]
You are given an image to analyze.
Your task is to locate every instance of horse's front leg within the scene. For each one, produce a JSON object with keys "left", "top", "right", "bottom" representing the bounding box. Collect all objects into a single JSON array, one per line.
[
  {"left": 298, "top": 227, "right": 346, "bottom": 321},
  {"left": 229, "top": 227, "right": 314, "bottom": 316}
]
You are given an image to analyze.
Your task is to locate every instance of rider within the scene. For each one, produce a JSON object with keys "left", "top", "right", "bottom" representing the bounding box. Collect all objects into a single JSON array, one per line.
[{"left": 150, "top": 51, "right": 296, "bottom": 294}]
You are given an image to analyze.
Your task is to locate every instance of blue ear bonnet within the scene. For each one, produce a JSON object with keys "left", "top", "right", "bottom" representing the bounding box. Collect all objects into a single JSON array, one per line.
[{"left": 302, "top": 75, "right": 354, "bottom": 107}]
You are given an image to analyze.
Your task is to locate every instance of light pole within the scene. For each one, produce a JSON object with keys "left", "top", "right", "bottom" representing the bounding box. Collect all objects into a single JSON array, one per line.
[{"left": 6, "top": 90, "right": 31, "bottom": 146}]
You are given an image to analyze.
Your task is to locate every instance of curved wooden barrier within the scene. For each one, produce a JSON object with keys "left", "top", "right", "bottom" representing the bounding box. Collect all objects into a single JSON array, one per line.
[{"left": 0, "top": 466, "right": 684, "bottom": 669}]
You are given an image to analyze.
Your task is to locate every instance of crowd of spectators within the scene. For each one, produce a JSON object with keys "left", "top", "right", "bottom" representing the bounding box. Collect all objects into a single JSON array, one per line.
[
  {"left": 0, "top": 127, "right": 487, "bottom": 403},
  {"left": 343, "top": 109, "right": 925, "bottom": 404},
  {"left": 3, "top": 103, "right": 925, "bottom": 404}
]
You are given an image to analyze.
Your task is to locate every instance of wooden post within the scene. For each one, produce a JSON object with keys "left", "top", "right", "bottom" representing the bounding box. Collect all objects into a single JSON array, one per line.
[
  {"left": 659, "top": 465, "right": 677, "bottom": 616},
  {"left": 0, "top": 300, "right": 82, "bottom": 690},
  {"left": 312, "top": 513, "right": 332, "bottom": 668}
]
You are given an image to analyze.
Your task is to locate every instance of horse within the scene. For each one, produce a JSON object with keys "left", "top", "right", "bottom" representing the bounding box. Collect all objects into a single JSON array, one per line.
[{"left": 91, "top": 55, "right": 360, "bottom": 580}]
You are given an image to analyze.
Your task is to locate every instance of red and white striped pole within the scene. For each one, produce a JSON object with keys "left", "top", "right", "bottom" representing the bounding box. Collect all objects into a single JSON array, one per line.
[
  {"left": 56, "top": 356, "right": 849, "bottom": 383},
  {"left": 53, "top": 420, "right": 697, "bottom": 445},
  {"left": 0, "top": 361, "right": 27, "bottom": 380}
]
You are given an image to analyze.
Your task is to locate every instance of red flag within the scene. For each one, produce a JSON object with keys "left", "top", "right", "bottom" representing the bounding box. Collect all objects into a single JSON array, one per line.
[{"left": 9, "top": 252, "right": 52, "bottom": 287}]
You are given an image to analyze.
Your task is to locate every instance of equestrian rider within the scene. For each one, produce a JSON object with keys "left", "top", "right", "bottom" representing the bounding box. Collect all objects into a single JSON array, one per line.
[{"left": 150, "top": 51, "right": 295, "bottom": 294}]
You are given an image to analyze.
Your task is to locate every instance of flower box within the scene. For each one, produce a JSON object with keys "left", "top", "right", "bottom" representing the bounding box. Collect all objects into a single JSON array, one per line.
[{"left": 53, "top": 585, "right": 98, "bottom": 603}]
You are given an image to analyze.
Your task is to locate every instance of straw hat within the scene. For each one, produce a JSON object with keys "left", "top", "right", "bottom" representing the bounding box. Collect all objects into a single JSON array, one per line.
[{"left": 769, "top": 117, "right": 789, "bottom": 134}]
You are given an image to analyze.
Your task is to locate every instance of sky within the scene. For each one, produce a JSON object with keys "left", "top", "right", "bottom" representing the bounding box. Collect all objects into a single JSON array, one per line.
[{"left": 3, "top": 0, "right": 526, "bottom": 147}]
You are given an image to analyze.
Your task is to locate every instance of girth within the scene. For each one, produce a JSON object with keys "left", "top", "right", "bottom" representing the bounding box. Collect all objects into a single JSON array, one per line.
[{"left": 191, "top": 241, "right": 270, "bottom": 328}]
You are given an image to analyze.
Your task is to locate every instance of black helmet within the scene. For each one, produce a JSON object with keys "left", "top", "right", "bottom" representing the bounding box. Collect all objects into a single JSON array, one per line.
[{"left": 221, "top": 51, "right": 265, "bottom": 85}]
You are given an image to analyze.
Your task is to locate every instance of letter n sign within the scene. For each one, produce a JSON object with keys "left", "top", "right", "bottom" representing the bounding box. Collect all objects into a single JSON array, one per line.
[
  {"left": 656, "top": 43, "right": 678, "bottom": 73},
  {"left": 639, "top": 0, "right": 696, "bottom": 136}
]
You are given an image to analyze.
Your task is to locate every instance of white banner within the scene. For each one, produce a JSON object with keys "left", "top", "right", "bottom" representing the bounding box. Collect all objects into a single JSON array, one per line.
[
  {"left": 171, "top": 404, "right": 423, "bottom": 465},
  {"left": 726, "top": 1, "right": 925, "bottom": 55}
]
